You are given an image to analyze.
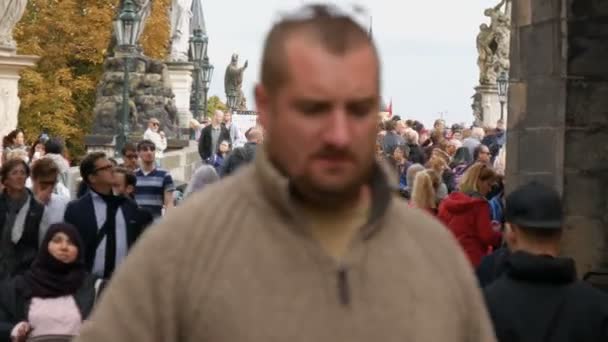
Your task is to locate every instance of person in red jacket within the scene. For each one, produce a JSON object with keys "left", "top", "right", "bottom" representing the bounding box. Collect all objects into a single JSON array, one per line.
[{"left": 438, "top": 163, "right": 501, "bottom": 267}]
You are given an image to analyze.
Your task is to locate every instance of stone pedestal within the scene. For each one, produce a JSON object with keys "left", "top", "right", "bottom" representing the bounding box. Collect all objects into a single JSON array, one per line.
[
  {"left": 166, "top": 62, "right": 194, "bottom": 132},
  {"left": 475, "top": 84, "right": 506, "bottom": 127},
  {"left": 0, "top": 54, "right": 39, "bottom": 138},
  {"left": 507, "top": 0, "right": 608, "bottom": 275}
]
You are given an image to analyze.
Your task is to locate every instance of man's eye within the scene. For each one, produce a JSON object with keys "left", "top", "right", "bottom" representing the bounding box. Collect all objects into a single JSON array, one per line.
[
  {"left": 296, "top": 102, "right": 330, "bottom": 115},
  {"left": 347, "top": 103, "right": 374, "bottom": 118}
]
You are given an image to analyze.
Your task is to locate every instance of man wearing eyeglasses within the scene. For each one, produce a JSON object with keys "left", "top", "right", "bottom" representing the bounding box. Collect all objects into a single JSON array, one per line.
[
  {"left": 76, "top": 4, "right": 495, "bottom": 342},
  {"left": 32, "top": 158, "right": 70, "bottom": 245},
  {"left": 120, "top": 143, "right": 139, "bottom": 172},
  {"left": 143, "top": 118, "right": 167, "bottom": 160},
  {"left": 64, "top": 152, "right": 151, "bottom": 280}
]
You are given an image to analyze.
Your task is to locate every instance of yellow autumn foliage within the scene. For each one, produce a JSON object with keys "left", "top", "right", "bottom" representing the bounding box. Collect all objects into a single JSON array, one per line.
[{"left": 14, "top": 0, "right": 170, "bottom": 158}]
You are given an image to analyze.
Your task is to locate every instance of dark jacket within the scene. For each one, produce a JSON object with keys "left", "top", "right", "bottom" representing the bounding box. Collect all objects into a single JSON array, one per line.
[
  {"left": 63, "top": 193, "right": 152, "bottom": 272},
  {"left": 437, "top": 192, "right": 501, "bottom": 267},
  {"left": 0, "top": 190, "right": 45, "bottom": 280},
  {"left": 484, "top": 251, "right": 608, "bottom": 342},
  {"left": 442, "top": 169, "right": 457, "bottom": 194},
  {"left": 476, "top": 247, "right": 510, "bottom": 288},
  {"left": 0, "top": 274, "right": 98, "bottom": 341},
  {"left": 407, "top": 143, "right": 426, "bottom": 165},
  {"left": 221, "top": 142, "right": 258, "bottom": 177},
  {"left": 198, "top": 124, "right": 231, "bottom": 161}
]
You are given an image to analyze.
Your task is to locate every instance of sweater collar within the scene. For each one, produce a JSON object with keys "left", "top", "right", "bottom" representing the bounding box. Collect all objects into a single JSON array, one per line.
[
  {"left": 506, "top": 251, "right": 577, "bottom": 284},
  {"left": 253, "top": 148, "right": 393, "bottom": 239}
]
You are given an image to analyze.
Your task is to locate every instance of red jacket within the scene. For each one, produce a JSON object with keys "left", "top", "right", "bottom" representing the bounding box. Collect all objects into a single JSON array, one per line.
[{"left": 437, "top": 192, "right": 501, "bottom": 267}]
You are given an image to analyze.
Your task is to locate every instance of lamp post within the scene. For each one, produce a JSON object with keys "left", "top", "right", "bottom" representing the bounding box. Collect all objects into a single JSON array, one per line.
[
  {"left": 497, "top": 71, "right": 508, "bottom": 121},
  {"left": 115, "top": 0, "right": 139, "bottom": 156},
  {"left": 189, "top": 29, "right": 207, "bottom": 121},
  {"left": 201, "top": 56, "right": 214, "bottom": 119}
]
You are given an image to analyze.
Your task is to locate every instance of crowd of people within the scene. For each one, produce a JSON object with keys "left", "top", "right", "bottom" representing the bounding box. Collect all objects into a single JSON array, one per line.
[
  {"left": 0, "top": 116, "right": 261, "bottom": 340},
  {"left": 0, "top": 3, "right": 607, "bottom": 341}
]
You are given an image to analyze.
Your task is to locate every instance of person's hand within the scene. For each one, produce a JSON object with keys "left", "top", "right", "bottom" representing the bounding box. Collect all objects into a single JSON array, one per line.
[
  {"left": 11, "top": 321, "right": 31, "bottom": 342},
  {"left": 491, "top": 220, "right": 502, "bottom": 232},
  {"left": 160, "top": 131, "right": 165, "bottom": 139}
]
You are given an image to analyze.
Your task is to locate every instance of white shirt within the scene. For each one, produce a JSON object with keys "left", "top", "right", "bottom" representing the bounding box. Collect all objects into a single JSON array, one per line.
[
  {"left": 91, "top": 192, "right": 128, "bottom": 278},
  {"left": 39, "top": 193, "right": 70, "bottom": 246},
  {"left": 143, "top": 128, "right": 167, "bottom": 159}
]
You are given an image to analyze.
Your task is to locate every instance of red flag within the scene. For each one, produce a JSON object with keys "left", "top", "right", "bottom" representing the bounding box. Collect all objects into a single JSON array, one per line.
[{"left": 387, "top": 98, "right": 393, "bottom": 117}]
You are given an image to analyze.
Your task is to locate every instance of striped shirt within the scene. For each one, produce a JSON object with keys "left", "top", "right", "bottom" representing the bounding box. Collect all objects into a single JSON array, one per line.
[{"left": 134, "top": 168, "right": 175, "bottom": 217}]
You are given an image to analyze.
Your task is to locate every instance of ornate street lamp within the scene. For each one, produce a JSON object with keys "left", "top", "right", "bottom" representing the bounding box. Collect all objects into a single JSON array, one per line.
[
  {"left": 497, "top": 71, "right": 508, "bottom": 121},
  {"left": 189, "top": 29, "right": 208, "bottom": 120},
  {"left": 201, "top": 56, "right": 214, "bottom": 119},
  {"left": 115, "top": 0, "right": 140, "bottom": 156}
]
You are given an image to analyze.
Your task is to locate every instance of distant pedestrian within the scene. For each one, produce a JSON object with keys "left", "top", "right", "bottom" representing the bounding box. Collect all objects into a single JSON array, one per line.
[
  {"left": 134, "top": 140, "right": 175, "bottom": 218},
  {"left": 143, "top": 118, "right": 167, "bottom": 160},
  {"left": 485, "top": 182, "right": 608, "bottom": 342},
  {"left": 198, "top": 110, "right": 231, "bottom": 162},
  {"left": 438, "top": 163, "right": 502, "bottom": 267},
  {"left": 221, "top": 127, "right": 262, "bottom": 177},
  {"left": 183, "top": 165, "right": 219, "bottom": 198}
]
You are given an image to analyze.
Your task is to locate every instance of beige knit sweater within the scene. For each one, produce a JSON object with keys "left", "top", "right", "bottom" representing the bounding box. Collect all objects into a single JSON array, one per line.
[{"left": 75, "top": 150, "right": 497, "bottom": 342}]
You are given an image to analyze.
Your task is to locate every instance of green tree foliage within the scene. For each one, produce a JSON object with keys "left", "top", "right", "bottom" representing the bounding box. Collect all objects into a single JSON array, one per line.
[
  {"left": 14, "top": 0, "right": 170, "bottom": 158},
  {"left": 206, "top": 95, "right": 227, "bottom": 118}
]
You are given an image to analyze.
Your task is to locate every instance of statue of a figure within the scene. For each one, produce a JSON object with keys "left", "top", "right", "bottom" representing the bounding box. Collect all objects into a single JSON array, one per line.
[
  {"left": 477, "top": 0, "right": 511, "bottom": 85},
  {"left": 476, "top": 23, "right": 496, "bottom": 85},
  {"left": 0, "top": 0, "right": 28, "bottom": 51},
  {"left": 225, "top": 53, "right": 248, "bottom": 110},
  {"left": 169, "top": 0, "right": 193, "bottom": 62},
  {"left": 471, "top": 92, "right": 483, "bottom": 125},
  {"left": 133, "top": 0, "right": 152, "bottom": 45}
]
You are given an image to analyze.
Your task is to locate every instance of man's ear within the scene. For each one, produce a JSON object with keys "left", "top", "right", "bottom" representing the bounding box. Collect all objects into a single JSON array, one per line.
[
  {"left": 504, "top": 223, "right": 517, "bottom": 250},
  {"left": 255, "top": 84, "right": 269, "bottom": 130}
]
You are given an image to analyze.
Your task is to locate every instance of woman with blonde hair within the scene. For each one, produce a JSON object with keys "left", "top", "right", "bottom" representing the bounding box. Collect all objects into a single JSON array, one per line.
[
  {"left": 410, "top": 169, "right": 440, "bottom": 216},
  {"left": 438, "top": 163, "right": 502, "bottom": 267}
]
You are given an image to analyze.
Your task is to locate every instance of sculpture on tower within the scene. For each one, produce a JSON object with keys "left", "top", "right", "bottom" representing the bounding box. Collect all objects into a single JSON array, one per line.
[
  {"left": 169, "top": 0, "right": 193, "bottom": 62},
  {"left": 224, "top": 53, "right": 248, "bottom": 110},
  {"left": 0, "top": 0, "right": 28, "bottom": 53},
  {"left": 476, "top": 0, "right": 511, "bottom": 85}
]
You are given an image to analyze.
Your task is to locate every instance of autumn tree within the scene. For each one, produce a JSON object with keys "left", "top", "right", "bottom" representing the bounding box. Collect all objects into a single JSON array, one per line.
[
  {"left": 14, "top": 0, "right": 169, "bottom": 157},
  {"left": 206, "top": 95, "right": 227, "bottom": 118}
]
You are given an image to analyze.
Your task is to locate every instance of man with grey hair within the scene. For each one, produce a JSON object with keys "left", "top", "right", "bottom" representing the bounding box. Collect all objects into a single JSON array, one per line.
[
  {"left": 404, "top": 128, "right": 426, "bottom": 164},
  {"left": 463, "top": 126, "right": 485, "bottom": 158},
  {"left": 183, "top": 164, "right": 219, "bottom": 197},
  {"left": 198, "top": 110, "right": 231, "bottom": 161}
]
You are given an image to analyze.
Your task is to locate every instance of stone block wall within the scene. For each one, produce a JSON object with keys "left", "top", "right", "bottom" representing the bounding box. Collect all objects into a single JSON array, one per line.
[{"left": 507, "top": 0, "right": 608, "bottom": 274}]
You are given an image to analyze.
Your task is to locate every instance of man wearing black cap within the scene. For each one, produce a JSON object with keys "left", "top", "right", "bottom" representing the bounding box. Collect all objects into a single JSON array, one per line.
[{"left": 484, "top": 181, "right": 608, "bottom": 342}]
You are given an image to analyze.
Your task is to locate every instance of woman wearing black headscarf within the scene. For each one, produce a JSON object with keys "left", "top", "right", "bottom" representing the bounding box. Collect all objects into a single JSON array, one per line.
[{"left": 0, "top": 223, "right": 99, "bottom": 342}]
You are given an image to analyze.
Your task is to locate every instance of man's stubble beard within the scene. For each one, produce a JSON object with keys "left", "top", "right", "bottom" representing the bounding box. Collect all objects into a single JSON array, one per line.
[{"left": 265, "top": 135, "right": 374, "bottom": 210}]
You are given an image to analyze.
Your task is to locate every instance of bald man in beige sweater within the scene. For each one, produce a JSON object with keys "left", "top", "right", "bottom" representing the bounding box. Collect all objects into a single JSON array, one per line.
[{"left": 75, "top": 5, "right": 496, "bottom": 342}]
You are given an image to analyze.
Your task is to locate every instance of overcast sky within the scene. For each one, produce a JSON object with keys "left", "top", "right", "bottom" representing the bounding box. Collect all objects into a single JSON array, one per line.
[{"left": 202, "top": 0, "right": 500, "bottom": 127}]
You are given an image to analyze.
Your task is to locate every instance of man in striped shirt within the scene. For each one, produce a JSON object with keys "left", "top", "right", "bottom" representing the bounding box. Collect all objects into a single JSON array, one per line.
[{"left": 134, "top": 140, "right": 175, "bottom": 218}]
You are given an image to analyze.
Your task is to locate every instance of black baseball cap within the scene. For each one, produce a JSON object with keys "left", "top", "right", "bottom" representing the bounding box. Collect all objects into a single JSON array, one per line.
[{"left": 505, "top": 181, "right": 563, "bottom": 230}]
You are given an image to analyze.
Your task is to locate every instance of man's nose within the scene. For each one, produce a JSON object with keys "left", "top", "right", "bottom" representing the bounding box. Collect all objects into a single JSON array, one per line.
[{"left": 323, "top": 109, "right": 351, "bottom": 147}]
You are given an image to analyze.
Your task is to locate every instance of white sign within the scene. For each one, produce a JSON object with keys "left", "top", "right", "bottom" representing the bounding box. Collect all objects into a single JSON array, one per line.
[{"left": 232, "top": 112, "right": 258, "bottom": 147}]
